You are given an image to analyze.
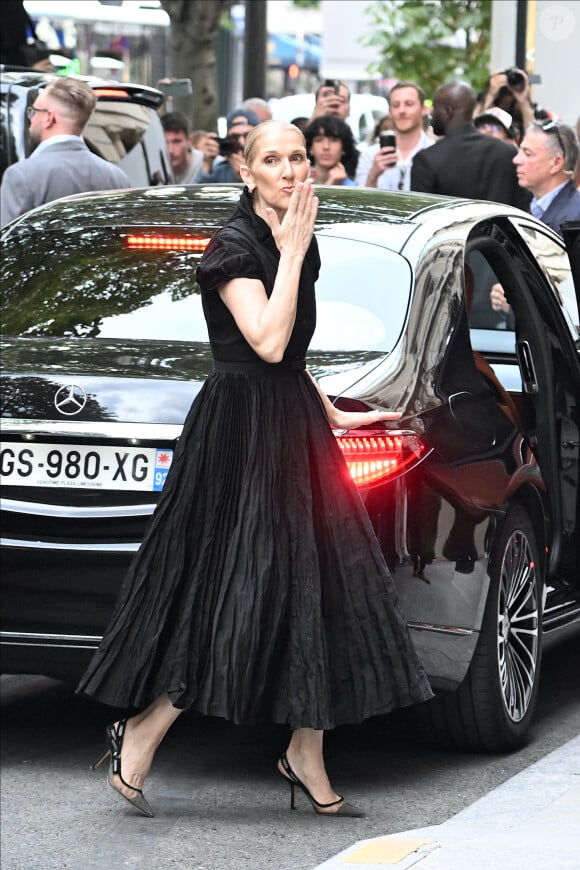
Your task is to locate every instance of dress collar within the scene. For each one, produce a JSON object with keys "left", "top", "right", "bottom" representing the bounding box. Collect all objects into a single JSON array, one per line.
[{"left": 237, "top": 187, "right": 273, "bottom": 244}]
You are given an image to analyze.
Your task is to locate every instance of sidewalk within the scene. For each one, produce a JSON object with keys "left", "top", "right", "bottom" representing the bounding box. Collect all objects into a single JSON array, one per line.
[{"left": 313, "top": 734, "right": 580, "bottom": 870}]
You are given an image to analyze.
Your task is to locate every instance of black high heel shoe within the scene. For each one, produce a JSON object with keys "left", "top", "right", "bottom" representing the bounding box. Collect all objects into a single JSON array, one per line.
[
  {"left": 91, "top": 718, "right": 154, "bottom": 818},
  {"left": 277, "top": 752, "right": 364, "bottom": 817}
]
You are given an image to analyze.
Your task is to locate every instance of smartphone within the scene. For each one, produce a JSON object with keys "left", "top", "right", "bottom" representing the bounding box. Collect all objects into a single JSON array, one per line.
[
  {"left": 158, "top": 78, "right": 193, "bottom": 98},
  {"left": 379, "top": 132, "right": 396, "bottom": 150},
  {"left": 323, "top": 79, "right": 338, "bottom": 93}
]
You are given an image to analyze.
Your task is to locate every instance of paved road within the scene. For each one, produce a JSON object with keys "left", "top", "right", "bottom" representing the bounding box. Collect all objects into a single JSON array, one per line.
[{"left": 1, "top": 636, "right": 579, "bottom": 870}]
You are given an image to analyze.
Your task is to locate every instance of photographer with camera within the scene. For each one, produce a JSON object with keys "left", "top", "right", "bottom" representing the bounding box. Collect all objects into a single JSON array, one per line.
[
  {"left": 194, "top": 108, "right": 260, "bottom": 184},
  {"left": 474, "top": 67, "right": 551, "bottom": 144}
]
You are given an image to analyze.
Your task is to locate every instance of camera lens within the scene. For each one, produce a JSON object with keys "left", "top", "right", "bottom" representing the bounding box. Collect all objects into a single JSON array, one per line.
[{"left": 506, "top": 69, "right": 525, "bottom": 92}]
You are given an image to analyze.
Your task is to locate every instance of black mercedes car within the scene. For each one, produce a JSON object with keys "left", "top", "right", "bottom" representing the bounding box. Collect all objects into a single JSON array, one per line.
[{"left": 1, "top": 185, "right": 579, "bottom": 753}]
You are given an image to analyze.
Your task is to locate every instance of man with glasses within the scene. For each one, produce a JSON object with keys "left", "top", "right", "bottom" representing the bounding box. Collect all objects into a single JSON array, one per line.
[
  {"left": 513, "top": 120, "right": 580, "bottom": 237},
  {"left": 0, "top": 77, "right": 130, "bottom": 228}
]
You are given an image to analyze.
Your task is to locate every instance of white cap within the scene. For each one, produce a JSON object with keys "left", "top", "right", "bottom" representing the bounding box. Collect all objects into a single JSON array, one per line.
[{"left": 474, "top": 106, "right": 514, "bottom": 135}]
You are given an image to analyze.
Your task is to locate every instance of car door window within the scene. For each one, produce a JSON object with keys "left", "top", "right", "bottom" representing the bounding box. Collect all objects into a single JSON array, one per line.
[{"left": 512, "top": 221, "right": 579, "bottom": 340}]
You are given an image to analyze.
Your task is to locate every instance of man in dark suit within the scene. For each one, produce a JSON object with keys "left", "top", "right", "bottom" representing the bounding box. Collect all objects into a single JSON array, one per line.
[
  {"left": 0, "top": 77, "right": 130, "bottom": 227},
  {"left": 513, "top": 120, "right": 580, "bottom": 237},
  {"left": 411, "top": 81, "right": 530, "bottom": 210}
]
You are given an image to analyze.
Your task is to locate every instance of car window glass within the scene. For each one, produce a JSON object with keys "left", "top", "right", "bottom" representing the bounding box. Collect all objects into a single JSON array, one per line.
[
  {"left": 84, "top": 103, "right": 156, "bottom": 164},
  {"left": 1, "top": 226, "right": 207, "bottom": 341},
  {"left": 2, "top": 229, "right": 411, "bottom": 354},
  {"left": 512, "top": 221, "right": 579, "bottom": 340},
  {"left": 465, "top": 249, "right": 514, "bottom": 333},
  {"left": 0, "top": 90, "right": 14, "bottom": 177},
  {"left": 0, "top": 87, "right": 33, "bottom": 178}
]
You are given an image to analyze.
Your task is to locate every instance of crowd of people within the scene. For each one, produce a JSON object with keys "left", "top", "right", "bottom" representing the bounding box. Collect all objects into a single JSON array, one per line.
[
  {"left": 154, "top": 68, "right": 579, "bottom": 239},
  {"left": 2, "top": 68, "right": 578, "bottom": 236}
]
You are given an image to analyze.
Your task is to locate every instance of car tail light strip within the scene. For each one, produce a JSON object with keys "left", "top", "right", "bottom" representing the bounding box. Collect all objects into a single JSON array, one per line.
[
  {"left": 125, "top": 235, "right": 210, "bottom": 252},
  {"left": 336, "top": 433, "right": 427, "bottom": 488},
  {"left": 93, "top": 88, "right": 131, "bottom": 99}
]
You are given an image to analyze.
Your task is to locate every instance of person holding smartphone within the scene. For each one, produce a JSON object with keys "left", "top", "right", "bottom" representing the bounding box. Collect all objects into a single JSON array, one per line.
[
  {"left": 355, "top": 81, "right": 433, "bottom": 191},
  {"left": 307, "top": 80, "right": 351, "bottom": 125}
]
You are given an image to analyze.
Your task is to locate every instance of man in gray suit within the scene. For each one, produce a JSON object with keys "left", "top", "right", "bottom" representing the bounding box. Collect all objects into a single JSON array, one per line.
[{"left": 1, "top": 77, "right": 130, "bottom": 227}]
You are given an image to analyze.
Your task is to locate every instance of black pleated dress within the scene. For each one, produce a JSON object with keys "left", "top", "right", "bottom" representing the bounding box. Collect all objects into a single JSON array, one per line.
[{"left": 76, "top": 189, "right": 433, "bottom": 729}]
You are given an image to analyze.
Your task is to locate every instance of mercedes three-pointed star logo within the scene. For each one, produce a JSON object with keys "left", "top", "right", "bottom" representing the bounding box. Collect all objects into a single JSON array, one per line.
[{"left": 54, "top": 384, "right": 88, "bottom": 416}]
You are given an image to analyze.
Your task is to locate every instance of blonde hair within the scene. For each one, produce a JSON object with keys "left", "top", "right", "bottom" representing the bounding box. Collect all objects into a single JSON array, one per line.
[
  {"left": 243, "top": 120, "right": 306, "bottom": 167},
  {"left": 44, "top": 77, "right": 96, "bottom": 129}
]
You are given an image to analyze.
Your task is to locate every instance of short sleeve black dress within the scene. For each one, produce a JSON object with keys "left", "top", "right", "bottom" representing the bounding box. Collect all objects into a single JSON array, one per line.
[{"left": 77, "top": 189, "right": 433, "bottom": 729}]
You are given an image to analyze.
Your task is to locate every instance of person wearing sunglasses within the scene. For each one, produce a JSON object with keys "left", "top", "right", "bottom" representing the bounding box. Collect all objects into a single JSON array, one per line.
[
  {"left": 513, "top": 120, "right": 580, "bottom": 237},
  {"left": 0, "top": 77, "right": 130, "bottom": 228},
  {"left": 473, "top": 107, "right": 517, "bottom": 147}
]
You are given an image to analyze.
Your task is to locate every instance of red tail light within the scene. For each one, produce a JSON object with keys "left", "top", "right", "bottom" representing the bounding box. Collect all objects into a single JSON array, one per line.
[
  {"left": 336, "top": 432, "right": 428, "bottom": 488},
  {"left": 125, "top": 235, "right": 210, "bottom": 252},
  {"left": 93, "top": 88, "right": 131, "bottom": 99}
]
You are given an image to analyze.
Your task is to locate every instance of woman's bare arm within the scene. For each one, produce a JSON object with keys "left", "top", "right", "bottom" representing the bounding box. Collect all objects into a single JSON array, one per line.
[{"left": 219, "top": 181, "right": 318, "bottom": 362}]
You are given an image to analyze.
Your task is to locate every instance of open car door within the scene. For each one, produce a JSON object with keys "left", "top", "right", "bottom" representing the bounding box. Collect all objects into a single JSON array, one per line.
[{"left": 561, "top": 220, "right": 580, "bottom": 325}]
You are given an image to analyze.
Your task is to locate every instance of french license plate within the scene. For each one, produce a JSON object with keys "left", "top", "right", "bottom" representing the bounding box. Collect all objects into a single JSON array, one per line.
[{"left": 0, "top": 442, "right": 173, "bottom": 492}]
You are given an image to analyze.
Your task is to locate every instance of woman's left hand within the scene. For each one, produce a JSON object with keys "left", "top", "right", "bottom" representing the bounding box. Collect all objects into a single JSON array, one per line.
[
  {"left": 329, "top": 408, "right": 402, "bottom": 430},
  {"left": 306, "top": 371, "right": 402, "bottom": 430}
]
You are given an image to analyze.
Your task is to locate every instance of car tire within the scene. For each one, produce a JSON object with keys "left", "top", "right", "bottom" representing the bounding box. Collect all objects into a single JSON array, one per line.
[{"left": 412, "top": 505, "right": 543, "bottom": 752}]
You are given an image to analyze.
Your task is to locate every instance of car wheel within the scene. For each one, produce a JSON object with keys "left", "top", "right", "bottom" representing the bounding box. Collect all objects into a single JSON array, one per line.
[{"left": 413, "top": 505, "right": 543, "bottom": 752}]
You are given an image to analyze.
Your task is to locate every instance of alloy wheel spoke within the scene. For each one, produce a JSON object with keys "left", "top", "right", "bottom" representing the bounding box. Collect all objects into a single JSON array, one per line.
[
  {"left": 508, "top": 642, "right": 534, "bottom": 704},
  {"left": 510, "top": 640, "right": 536, "bottom": 677}
]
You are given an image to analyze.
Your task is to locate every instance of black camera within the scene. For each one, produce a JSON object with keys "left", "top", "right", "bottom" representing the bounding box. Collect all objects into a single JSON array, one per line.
[
  {"left": 218, "top": 136, "right": 244, "bottom": 158},
  {"left": 503, "top": 68, "right": 526, "bottom": 92}
]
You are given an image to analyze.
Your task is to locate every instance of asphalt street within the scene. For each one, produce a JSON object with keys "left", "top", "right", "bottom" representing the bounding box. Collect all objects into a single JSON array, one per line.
[{"left": 1, "top": 635, "right": 579, "bottom": 870}]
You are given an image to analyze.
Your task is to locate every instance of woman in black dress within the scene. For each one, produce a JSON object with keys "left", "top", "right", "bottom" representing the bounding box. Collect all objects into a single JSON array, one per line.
[{"left": 78, "top": 120, "right": 433, "bottom": 818}]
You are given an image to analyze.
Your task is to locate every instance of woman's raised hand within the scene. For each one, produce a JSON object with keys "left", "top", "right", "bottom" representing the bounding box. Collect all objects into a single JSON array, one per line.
[{"left": 264, "top": 179, "right": 319, "bottom": 258}]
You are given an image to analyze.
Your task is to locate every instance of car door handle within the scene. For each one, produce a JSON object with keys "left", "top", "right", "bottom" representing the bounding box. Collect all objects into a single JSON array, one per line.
[{"left": 516, "top": 340, "right": 539, "bottom": 394}]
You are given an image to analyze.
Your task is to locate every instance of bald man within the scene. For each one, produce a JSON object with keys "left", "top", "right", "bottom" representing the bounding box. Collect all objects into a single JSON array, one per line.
[{"left": 411, "top": 81, "right": 530, "bottom": 209}]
